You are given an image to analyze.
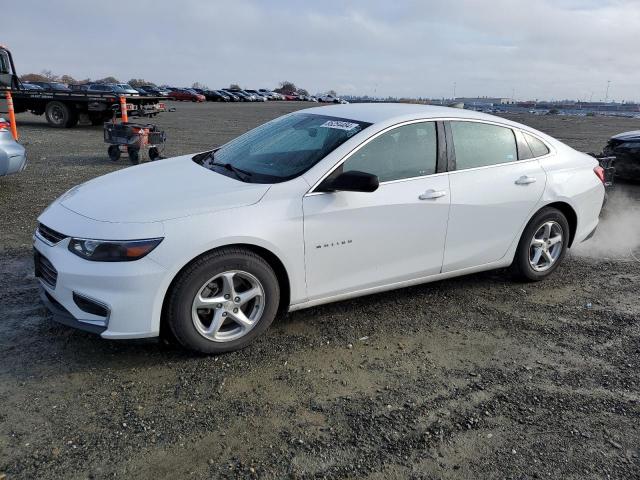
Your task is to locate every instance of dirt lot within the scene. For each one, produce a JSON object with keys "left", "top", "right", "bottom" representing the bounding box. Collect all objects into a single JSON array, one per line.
[{"left": 1, "top": 103, "right": 638, "bottom": 479}]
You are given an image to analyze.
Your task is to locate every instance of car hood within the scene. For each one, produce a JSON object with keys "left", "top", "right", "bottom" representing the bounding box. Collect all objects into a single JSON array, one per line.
[
  {"left": 611, "top": 130, "right": 640, "bottom": 142},
  {"left": 59, "top": 155, "right": 270, "bottom": 223}
]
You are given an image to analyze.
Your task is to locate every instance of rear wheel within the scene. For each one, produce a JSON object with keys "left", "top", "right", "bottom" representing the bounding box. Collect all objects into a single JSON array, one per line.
[
  {"left": 166, "top": 248, "right": 280, "bottom": 354},
  {"left": 45, "top": 101, "right": 77, "bottom": 128},
  {"left": 511, "top": 207, "right": 569, "bottom": 281}
]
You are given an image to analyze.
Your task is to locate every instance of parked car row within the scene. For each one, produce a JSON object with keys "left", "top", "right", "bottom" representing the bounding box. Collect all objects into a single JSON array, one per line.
[
  {"left": 19, "top": 81, "right": 349, "bottom": 104},
  {"left": 164, "top": 87, "right": 349, "bottom": 104}
]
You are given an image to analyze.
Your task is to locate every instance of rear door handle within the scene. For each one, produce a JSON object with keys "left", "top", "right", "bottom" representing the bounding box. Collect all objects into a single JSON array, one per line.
[
  {"left": 419, "top": 189, "right": 447, "bottom": 200},
  {"left": 515, "top": 175, "right": 537, "bottom": 185}
]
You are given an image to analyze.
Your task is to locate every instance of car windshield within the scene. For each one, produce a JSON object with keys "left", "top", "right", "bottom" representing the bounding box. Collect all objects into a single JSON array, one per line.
[{"left": 197, "top": 113, "right": 371, "bottom": 183}]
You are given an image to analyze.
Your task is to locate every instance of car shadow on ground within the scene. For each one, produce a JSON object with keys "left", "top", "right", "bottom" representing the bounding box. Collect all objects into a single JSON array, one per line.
[{"left": 0, "top": 266, "right": 509, "bottom": 379}]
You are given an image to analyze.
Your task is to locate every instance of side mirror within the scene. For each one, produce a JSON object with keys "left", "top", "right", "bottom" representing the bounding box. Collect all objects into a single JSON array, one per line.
[{"left": 319, "top": 170, "right": 379, "bottom": 193}]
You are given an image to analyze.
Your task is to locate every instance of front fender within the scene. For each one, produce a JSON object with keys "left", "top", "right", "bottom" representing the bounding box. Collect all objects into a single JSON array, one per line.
[{"left": 147, "top": 203, "right": 306, "bottom": 334}]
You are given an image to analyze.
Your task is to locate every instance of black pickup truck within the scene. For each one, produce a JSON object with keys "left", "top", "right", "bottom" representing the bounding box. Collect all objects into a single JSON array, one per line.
[{"left": 0, "top": 45, "right": 163, "bottom": 128}]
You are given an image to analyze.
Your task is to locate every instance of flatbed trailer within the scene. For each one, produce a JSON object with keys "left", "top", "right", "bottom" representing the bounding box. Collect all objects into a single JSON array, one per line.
[
  {"left": 9, "top": 89, "right": 164, "bottom": 127},
  {"left": 0, "top": 44, "right": 164, "bottom": 128}
]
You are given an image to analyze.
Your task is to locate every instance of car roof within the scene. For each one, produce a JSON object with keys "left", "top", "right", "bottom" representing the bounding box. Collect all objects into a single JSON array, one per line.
[{"left": 301, "top": 102, "right": 521, "bottom": 126}]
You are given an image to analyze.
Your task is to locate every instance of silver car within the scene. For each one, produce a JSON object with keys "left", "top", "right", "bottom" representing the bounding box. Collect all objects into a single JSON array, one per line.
[{"left": 0, "top": 118, "right": 26, "bottom": 176}]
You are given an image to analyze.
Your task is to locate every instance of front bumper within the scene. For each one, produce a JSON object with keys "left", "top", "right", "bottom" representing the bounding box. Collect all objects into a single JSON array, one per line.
[
  {"left": 34, "top": 233, "right": 168, "bottom": 339},
  {"left": 39, "top": 286, "right": 107, "bottom": 335}
]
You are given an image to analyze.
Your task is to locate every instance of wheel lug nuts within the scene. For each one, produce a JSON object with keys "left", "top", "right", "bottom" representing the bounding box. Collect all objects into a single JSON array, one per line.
[
  {"left": 233, "top": 308, "right": 238, "bottom": 313},
  {"left": 234, "top": 297, "right": 240, "bottom": 303},
  {"left": 217, "top": 303, "right": 222, "bottom": 308},
  {"left": 222, "top": 312, "right": 227, "bottom": 317},
  {"left": 224, "top": 294, "right": 230, "bottom": 299}
]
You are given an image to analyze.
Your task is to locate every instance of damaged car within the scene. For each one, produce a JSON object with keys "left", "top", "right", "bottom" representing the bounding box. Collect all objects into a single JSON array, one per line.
[{"left": 603, "top": 130, "right": 640, "bottom": 180}]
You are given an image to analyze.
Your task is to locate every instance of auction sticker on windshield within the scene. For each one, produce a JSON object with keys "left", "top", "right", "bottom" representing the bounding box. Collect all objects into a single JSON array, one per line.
[{"left": 320, "top": 120, "right": 360, "bottom": 131}]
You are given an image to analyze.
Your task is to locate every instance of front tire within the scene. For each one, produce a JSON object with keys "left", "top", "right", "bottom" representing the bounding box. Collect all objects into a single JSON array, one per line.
[
  {"left": 511, "top": 207, "right": 570, "bottom": 281},
  {"left": 166, "top": 248, "right": 280, "bottom": 354}
]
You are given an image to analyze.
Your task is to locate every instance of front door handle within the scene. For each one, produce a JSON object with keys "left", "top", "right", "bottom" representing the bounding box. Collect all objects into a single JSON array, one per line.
[
  {"left": 419, "top": 189, "right": 447, "bottom": 200},
  {"left": 515, "top": 175, "right": 537, "bottom": 185}
]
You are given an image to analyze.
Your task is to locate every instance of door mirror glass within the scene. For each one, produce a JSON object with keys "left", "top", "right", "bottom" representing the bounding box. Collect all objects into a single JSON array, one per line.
[{"left": 318, "top": 170, "right": 379, "bottom": 193}]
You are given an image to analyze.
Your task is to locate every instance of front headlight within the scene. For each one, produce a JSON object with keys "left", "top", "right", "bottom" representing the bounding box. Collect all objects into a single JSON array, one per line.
[{"left": 68, "top": 238, "right": 163, "bottom": 262}]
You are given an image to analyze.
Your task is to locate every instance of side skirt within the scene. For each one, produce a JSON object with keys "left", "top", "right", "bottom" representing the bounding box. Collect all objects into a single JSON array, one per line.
[{"left": 288, "top": 258, "right": 512, "bottom": 312}]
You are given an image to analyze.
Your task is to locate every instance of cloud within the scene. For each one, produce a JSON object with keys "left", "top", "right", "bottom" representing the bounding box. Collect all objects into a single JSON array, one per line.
[{"left": 4, "top": 0, "right": 640, "bottom": 100}]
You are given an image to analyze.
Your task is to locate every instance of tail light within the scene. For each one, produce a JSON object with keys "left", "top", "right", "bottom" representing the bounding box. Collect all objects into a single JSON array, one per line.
[
  {"left": 594, "top": 166, "right": 606, "bottom": 184},
  {"left": 0, "top": 120, "right": 10, "bottom": 131}
]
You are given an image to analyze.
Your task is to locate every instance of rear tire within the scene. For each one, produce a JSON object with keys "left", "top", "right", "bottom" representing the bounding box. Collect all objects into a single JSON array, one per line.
[
  {"left": 511, "top": 207, "right": 570, "bottom": 281},
  {"left": 165, "top": 248, "right": 280, "bottom": 354},
  {"left": 45, "top": 101, "right": 77, "bottom": 128}
]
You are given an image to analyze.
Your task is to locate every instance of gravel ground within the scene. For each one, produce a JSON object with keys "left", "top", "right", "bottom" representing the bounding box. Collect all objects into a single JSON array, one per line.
[{"left": 0, "top": 103, "right": 638, "bottom": 479}]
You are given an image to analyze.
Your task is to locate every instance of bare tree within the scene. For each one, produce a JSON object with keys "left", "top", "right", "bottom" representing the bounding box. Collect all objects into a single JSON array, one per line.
[
  {"left": 327, "top": 89, "right": 337, "bottom": 96},
  {"left": 274, "top": 81, "right": 297, "bottom": 94},
  {"left": 128, "top": 78, "right": 155, "bottom": 88},
  {"left": 192, "top": 82, "right": 208, "bottom": 90},
  {"left": 19, "top": 73, "right": 48, "bottom": 82},
  {"left": 94, "top": 76, "right": 120, "bottom": 84},
  {"left": 59, "top": 74, "right": 77, "bottom": 85},
  {"left": 229, "top": 83, "right": 241, "bottom": 90},
  {"left": 40, "top": 69, "right": 58, "bottom": 81}
]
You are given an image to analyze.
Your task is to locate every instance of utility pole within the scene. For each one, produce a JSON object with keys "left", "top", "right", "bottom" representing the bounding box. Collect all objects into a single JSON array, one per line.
[
  {"left": 453, "top": 82, "right": 456, "bottom": 100},
  {"left": 605, "top": 80, "right": 611, "bottom": 103}
]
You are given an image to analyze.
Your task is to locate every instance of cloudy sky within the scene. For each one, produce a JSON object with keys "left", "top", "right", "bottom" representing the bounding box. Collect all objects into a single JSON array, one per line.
[{"left": 5, "top": 0, "right": 640, "bottom": 101}]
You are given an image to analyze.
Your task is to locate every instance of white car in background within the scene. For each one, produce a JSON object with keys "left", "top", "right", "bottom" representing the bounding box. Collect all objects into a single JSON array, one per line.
[
  {"left": 34, "top": 104, "right": 605, "bottom": 353},
  {"left": 319, "top": 94, "right": 342, "bottom": 103}
]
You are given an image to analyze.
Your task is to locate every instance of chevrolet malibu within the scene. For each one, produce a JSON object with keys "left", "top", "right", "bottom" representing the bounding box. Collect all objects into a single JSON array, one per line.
[{"left": 34, "top": 104, "right": 606, "bottom": 353}]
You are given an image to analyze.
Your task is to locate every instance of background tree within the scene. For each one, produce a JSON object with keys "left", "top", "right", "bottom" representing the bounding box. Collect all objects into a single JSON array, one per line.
[
  {"left": 192, "top": 82, "right": 208, "bottom": 90},
  {"left": 274, "top": 81, "right": 297, "bottom": 94},
  {"left": 229, "top": 83, "right": 241, "bottom": 90},
  {"left": 128, "top": 78, "right": 155, "bottom": 88},
  {"left": 94, "top": 76, "right": 119, "bottom": 84},
  {"left": 59, "top": 74, "right": 77, "bottom": 85},
  {"left": 297, "top": 88, "right": 309, "bottom": 96},
  {"left": 19, "top": 73, "right": 48, "bottom": 82},
  {"left": 40, "top": 69, "right": 58, "bottom": 81},
  {"left": 327, "top": 89, "right": 337, "bottom": 96}
]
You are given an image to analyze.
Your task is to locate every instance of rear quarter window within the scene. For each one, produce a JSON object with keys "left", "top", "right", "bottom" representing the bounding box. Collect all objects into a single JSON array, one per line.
[{"left": 523, "top": 132, "right": 550, "bottom": 157}]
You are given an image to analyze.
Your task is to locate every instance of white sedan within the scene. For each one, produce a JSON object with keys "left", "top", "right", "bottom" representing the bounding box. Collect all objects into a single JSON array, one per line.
[{"left": 34, "top": 104, "right": 605, "bottom": 353}]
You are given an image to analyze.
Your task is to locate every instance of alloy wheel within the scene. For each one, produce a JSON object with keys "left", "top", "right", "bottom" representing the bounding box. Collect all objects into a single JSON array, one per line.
[
  {"left": 529, "top": 221, "right": 563, "bottom": 272},
  {"left": 191, "top": 270, "right": 265, "bottom": 342}
]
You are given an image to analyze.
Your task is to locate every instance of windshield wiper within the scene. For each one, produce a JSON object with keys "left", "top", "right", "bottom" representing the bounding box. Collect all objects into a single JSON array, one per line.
[{"left": 211, "top": 161, "right": 253, "bottom": 181}]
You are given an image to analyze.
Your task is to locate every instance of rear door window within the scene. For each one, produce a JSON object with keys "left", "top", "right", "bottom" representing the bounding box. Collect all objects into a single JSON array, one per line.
[{"left": 451, "top": 121, "right": 518, "bottom": 170}]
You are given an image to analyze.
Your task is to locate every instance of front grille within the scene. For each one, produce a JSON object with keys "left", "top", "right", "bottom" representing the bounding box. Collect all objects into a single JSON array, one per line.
[
  {"left": 37, "top": 223, "right": 67, "bottom": 245},
  {"left": 34, "top": 250, "right": 58, "bottom": 288}
]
